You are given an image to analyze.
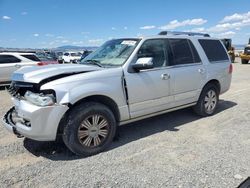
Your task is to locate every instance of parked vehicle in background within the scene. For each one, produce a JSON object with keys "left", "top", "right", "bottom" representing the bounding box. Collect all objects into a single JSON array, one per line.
[
  {"left": 55, "top": 52, "right": 63, "bottom": 63},
  {"left": 72, "top": 50, "right": 93, "bottom": 64},
  {"left": 62, "top": 52, "right": 82, "bottom": 63},
  {"left": 0, "top": 52, "right": 57, "bottom": 86},
  {"left": 2, "top": 31, "right": 232, "bottom": 156},
  {"left": 35, "top": 52, "right": 58, "bottom": 65},
  {"left": 81, "top": 50, "right": 93, "bottom": 59},
  {"left": 221, "top": 38, "right": 235, "bottom": 63},
  {"left": 240, "top": 38, "right": 250, "bottom": 64}
]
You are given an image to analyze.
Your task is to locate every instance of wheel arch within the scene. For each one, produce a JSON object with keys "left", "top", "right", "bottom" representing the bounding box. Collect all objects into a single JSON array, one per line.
[
  {"left": 203, "top": 79, "right": 221, "bottom": 94},
  {"left": 57, "top": 95, "right": 120, "bottom": 136}
]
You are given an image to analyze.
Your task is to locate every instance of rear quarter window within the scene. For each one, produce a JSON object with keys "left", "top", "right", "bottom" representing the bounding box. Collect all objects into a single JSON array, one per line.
[
  {"left": 199, "top": 39, "right": 229, "bottom": 62},
  {"left": 21, "top": 55, "right": 40, "bottom": 62}
]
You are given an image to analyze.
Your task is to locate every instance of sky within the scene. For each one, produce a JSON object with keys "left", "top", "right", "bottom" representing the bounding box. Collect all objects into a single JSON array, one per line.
[{"left": 0, "top": 0, "right": 250, "bottom": 48}]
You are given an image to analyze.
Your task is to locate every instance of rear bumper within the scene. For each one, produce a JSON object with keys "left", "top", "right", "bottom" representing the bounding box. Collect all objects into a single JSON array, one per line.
[
  {"left": 2, "top": 98, "right": 69, "bottom": 141},
  {"left": 240, "top": 54, "right": 250, "bottom": 60}
]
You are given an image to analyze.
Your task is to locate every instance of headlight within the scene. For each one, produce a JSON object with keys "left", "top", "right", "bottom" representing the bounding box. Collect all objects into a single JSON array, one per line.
[{"left": 24, "top": 91, "right": 55, "bottom": 107}]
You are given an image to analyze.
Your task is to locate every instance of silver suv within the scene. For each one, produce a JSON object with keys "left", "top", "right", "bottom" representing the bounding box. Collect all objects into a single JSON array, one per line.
[{"left": 2, "top": 32, "right": 232, "bottom": 156}]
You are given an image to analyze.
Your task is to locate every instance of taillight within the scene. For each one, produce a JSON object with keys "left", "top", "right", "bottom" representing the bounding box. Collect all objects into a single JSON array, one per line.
[
  {"left": 229, "top": 63, "right": 233, "bottom": 74},
  {"left": 37, "top": 62, "right": 48, "bottom": 66}
]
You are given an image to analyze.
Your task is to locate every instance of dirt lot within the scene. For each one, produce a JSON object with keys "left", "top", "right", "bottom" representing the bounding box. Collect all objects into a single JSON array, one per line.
[{"left": 0, "top": 58, "right": 250, "bottom": 188}]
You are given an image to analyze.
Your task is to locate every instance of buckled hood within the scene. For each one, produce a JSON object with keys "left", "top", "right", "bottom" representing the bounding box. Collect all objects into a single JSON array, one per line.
[{"left": 12, "top": 64, "right": 102, "bottom": 83}]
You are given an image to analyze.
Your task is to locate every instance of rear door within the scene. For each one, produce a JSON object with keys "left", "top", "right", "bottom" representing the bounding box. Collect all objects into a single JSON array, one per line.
[
  {"left": 167, "top": 39, "right": 206, "bottom": 106},
  {"left": 0, "top": 55, "right": 22, "bottom": 83}
]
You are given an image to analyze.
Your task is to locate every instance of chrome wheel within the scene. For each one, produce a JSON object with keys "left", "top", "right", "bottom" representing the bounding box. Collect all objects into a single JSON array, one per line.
[
  {"left": 204, "top": 90, "right": 217, "bottom": 114},
  {"left": 78, "top": 114, "right": 109, "bottom": 148}
]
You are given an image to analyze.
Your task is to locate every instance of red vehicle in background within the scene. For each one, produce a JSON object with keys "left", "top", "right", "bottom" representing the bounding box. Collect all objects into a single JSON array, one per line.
[{"left": 35, "top": 52, "right": 58, "bottom": 65}]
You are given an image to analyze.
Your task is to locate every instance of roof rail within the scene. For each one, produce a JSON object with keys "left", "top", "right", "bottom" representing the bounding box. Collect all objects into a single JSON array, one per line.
[
  {"left": 158, "top": 31, "right": 210, "bottom": 37},
  {"left": 0, "top": 50, "right": 37, "bottom": 53}
]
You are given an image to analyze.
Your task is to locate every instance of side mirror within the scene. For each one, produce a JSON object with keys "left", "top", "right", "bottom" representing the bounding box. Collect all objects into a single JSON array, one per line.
[{"left": 132, "top": 57, "right": 153, "bottom": 72}]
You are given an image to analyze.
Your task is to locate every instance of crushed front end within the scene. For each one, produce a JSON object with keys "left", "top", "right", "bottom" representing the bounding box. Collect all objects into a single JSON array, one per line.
[{"left": 2, "top": 81, "right": 68, "bottom": 141}]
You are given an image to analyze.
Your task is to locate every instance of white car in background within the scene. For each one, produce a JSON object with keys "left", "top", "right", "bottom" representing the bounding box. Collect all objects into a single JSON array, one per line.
[
  {"left": 62, "top": 52, "right": 82, "bottom": 63},
  {"left": 0, "top": 52, "right": 57, "bottom": 86}
]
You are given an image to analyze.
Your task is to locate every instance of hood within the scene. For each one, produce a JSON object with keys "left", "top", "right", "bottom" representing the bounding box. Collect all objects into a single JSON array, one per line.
[{"left": 12, "top": 64, "right": 101, "bottom": 84}]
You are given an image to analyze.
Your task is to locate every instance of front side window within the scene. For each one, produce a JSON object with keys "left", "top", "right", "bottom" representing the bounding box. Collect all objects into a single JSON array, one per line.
[
  {"left": 137, "top": 39, "right": 166, "bottom": 68},
  {"left": 0, "top": 55, "right": 21, "bottom": 64},
  {"left": 64, "top": 53, "right": 69, "bottom": 56},
  {"left": 168, "top": 39, "right": 200, "bottom": 66},
  {"left": 81, "top": 39, "right": 139, "bottom": 67},
  {"left": 199, "top": 39, "right": 229, "bottom": 62}
]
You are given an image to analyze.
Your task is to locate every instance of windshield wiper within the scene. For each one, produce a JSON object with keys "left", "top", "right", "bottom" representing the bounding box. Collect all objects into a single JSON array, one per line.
[{"left": 83, "top": 59, "right": 103, "bottom": 67}]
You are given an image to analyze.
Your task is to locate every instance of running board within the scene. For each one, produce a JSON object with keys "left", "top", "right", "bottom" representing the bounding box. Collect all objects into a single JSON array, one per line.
[{"left": 119, "top": 102, "right": 196, "bottom": 125}]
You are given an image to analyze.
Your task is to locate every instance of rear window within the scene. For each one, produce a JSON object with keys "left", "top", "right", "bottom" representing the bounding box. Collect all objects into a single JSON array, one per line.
[
  {"left": 21, "top": 55, "right": 40, "bottom": 62},
  {"left": 0, "top": 55, "right": 21, "bottom": 64},
  {"left": 168, "top": 39, "right": 201, "bottom": 65},
  {"left": 199, "top": 39, "right": 229, "bottom": 62}
]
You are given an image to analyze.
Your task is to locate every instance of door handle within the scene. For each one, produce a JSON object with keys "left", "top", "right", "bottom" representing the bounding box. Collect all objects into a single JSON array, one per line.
[
  {"left": 15, "top": 64, "right": 21, "bottom": 68},
  {"left": 161, "top": 73, "right": 170, "bottom": 80},
  {"left": 198, "top": 68, "right": 205, "bottom": 74}
]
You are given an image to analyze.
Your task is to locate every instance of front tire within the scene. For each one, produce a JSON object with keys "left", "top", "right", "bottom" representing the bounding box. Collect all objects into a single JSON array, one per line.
[
  {"left": 193, "top": 84, "right": 219, "bottom": 117},
  {"left": 63, "top": 102, "right": 117, "bottom": 156}
]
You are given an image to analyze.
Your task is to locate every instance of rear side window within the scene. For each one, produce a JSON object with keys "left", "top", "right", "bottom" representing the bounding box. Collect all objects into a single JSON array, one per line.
[
  {"left": 21, "top": 55, "right": 40, "bottom": 62},
  {"left": 199, "top": 39, "right": 229, "bottom": 62},
  {"left": 0, "top": 55, "right": 21, "bottom": 64},
  {"left": 168, "top": 39, "right": 201, "bottom": 66}
]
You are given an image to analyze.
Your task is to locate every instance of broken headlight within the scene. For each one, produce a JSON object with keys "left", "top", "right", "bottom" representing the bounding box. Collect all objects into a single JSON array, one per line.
[{"left": 24, "top": 91, "right": 55, "bottom": 107}]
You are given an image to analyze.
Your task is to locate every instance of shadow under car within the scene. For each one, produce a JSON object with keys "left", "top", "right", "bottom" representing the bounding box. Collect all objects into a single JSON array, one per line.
[{"left": 23, "top": 99, "right": 237, "bottom": 161}]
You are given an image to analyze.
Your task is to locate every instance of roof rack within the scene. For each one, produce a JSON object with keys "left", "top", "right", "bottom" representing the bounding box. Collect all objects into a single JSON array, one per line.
[{"left": 158, "top": 31, "right": 210, "bottom": 37}]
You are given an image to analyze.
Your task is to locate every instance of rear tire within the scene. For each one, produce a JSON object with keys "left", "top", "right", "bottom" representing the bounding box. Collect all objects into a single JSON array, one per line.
[
  {"left": 193, "top": 84, "right": 219, "bottom": 117},
  {"left": 62, "top": 102, "right": 117, "bottom": 156},
  {"left": 241, "top": 59, "right": 249, "bottom": 64}
]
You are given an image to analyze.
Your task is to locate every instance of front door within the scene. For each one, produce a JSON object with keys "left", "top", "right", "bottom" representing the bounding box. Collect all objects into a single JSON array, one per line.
[{"left": 124, "top": 39, "right": 174, "bottom": 118}]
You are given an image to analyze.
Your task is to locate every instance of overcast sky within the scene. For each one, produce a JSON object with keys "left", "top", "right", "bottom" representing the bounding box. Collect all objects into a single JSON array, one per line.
[{"left": 0, "top": 0, "right": 250, "bottom": 48}]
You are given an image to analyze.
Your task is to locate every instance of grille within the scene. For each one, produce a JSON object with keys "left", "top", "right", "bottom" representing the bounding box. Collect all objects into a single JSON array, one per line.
[{"left": 8, "top": 81, "right": 37, "bottom": 99}]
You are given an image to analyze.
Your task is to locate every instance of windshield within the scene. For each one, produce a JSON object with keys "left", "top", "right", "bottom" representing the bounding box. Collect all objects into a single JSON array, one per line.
[{"left": 80, "top": 39, "right": 139, "bottom": 67}]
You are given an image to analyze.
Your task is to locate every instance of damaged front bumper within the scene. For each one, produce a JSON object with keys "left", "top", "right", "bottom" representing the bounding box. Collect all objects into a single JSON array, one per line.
[
  {"left": 2, "top": 98, "right": 69, "bottom": 141},
  {"left": 2, "top": 107, "right": 24, "bottom": 138}
]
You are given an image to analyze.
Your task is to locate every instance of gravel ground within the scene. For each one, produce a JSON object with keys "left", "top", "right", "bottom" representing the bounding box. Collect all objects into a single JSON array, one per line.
[{"left": 0, "top": 58, "right": 249, "bottom": 188}]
